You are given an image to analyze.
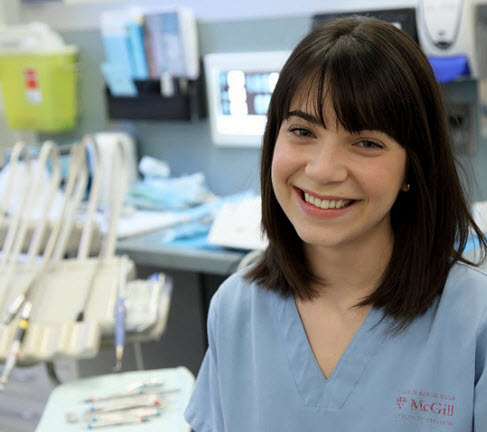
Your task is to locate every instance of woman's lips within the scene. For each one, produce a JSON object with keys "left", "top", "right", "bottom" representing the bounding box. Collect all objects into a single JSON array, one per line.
[{"left": 294, "top": 187, "right": 359, "bottom": 218}]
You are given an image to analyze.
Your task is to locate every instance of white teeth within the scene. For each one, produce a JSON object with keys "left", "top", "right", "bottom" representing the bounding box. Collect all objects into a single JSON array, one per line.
[{"left": 304, "top": 193, "right": 351, "bottom": 210}]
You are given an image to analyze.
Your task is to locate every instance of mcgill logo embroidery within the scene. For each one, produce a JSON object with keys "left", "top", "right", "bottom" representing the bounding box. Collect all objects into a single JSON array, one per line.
[
  {"left": 410, "top": 399, "right": 454, "bottom": 417},
  {"left": 393, "top": 389, "right": 456, "bottom": 428},
  {"left": 396, "top": 397, "right": 407, "bottom": 409}
]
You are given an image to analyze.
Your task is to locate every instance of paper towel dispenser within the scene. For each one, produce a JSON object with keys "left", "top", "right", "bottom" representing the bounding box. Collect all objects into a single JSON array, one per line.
[{"left": 417, "top": 0, "right": 487, "bottom": 81}]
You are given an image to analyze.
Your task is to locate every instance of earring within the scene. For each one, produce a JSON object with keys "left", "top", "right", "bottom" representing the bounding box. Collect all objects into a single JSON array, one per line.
[{"left": 403, "top": 183, "right": 410, "bottom": 192}]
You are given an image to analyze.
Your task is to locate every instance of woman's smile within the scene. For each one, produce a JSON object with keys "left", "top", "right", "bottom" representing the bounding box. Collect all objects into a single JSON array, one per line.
[{"left": 294, "top": 187, "right": 359, "bottom": 219}]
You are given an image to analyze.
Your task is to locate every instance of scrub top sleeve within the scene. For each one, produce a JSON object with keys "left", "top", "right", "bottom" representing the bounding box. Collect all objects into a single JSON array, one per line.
[
  {"left": 184, "top": 293, "right": 225, "bottom": 432},
  {"left": 474, "top": 309, "right": 487, "bottom": 431}
]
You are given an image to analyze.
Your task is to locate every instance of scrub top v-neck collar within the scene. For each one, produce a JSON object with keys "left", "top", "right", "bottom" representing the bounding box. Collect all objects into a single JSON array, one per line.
[{"left": 272, "top": 293, "right": 388, "bottom": 410}]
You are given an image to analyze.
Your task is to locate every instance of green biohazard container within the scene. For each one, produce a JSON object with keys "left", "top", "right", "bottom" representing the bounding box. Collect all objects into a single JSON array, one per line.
[{"left": 0, "top": 47, "right": 78, "bottom": 132}]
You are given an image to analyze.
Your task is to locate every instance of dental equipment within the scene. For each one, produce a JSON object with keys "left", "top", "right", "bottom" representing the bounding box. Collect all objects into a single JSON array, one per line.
[
  {"left": 0, "top": 301, "right": 32, "bottom": 389},
  {"left": 114, "top": 255, "right": 128, "bottom": 372},
  {"left": 2, "top": 143, "right": 86, "bottom": 324}
]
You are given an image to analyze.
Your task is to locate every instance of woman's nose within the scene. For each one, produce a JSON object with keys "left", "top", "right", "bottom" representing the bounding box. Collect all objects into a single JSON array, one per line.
[{"left": 304, "top": 141, "right": 348, "bottom": 184}]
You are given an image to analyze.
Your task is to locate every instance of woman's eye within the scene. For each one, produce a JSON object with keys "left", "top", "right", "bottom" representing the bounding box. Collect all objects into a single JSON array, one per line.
[
  {"left": 290, "top": 127, "right": 313, "bottom": 138},
  {"left": 357, "top": 140, "right": 382, "bottom": 149}
]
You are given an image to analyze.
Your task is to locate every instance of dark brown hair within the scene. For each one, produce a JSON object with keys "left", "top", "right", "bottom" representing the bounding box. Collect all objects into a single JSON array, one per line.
[{"left": 246, "top": 17, "right": 487, "bottom": 327}]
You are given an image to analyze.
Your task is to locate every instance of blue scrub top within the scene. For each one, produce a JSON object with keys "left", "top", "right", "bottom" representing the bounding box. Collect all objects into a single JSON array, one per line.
[{"left": 185, "top": 263, "right": 487, "bottom": 431}]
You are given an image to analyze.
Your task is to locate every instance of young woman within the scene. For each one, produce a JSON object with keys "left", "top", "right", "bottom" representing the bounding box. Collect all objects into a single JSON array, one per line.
[{"left": 185, "top": 17, "right": 487, "bottom": 431}]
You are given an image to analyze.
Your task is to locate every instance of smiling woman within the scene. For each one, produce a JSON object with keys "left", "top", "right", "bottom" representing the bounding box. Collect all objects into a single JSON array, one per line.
[
  {"left": 185, "top": 17, "right": 487, "bottom": 432},
  {"left": 251, "top": 17, "right": 485, "bottom": 317}
]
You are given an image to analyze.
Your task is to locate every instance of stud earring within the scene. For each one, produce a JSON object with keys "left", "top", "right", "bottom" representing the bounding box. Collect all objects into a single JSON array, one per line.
[{"left": 403, "top": 183, "right": 410, "bottom": 192}]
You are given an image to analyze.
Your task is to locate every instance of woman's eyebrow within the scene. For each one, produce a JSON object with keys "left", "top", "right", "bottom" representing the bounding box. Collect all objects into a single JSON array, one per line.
[{"left": 286, "top": 110, "right": 321, "bottom": 125}]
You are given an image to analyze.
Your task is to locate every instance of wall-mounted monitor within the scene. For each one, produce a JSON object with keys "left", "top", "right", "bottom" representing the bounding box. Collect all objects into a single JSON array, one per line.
[{"left": 204, "top": 51, "right": 291, "bottom": 147}]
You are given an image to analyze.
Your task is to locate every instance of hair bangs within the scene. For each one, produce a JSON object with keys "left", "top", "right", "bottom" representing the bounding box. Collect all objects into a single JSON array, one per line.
[
  {"left": 279, "top": 39, "right": 416, "bottom": 147},
  {"left": 272, "top": 56, "right": 329, "bottom": 131},
  {"left": 324, "top": 36, "right": 414, "bottom": 146}
]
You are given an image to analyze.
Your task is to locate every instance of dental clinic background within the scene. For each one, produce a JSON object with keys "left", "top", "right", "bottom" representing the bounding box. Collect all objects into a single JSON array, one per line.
[
  {"left": 0, "top": 0, "right": 486, "bottom": 430},
  {"left": 1, "top": 0, "right": 485, "bottom": 200}
]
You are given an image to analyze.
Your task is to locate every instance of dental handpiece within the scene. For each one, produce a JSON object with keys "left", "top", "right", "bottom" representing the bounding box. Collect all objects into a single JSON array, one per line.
[
  {"left": 3, "top": 293, "right": 26, "bottom": 325},
  {"left": 114, "top": 295, "right": 126, "bottom": 372},
  {"left": 114, "top": 256, "right": 128, "bottom": 372},
  {"left": 0, "top": 301, "right": 32, "bottom": 390}
]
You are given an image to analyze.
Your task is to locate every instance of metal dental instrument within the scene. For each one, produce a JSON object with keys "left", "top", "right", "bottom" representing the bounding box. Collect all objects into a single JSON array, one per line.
[
  {"left": 0, "top": 301, "right": 32, "bottom": 390},
  {"left": 86, "top": 414, "right": 151, "bottom": 429},
  {"left": 83, "top": 378, "right": 168, "bottom": 403},
  {"left": 88, "top": 406, "right": 161, "bottom": 423},
  {"left": 87, "top": 393, "right": 161, "bottom": 414},
  {"left": 66, "top": 406, "right": 161, "bottom": 425}
]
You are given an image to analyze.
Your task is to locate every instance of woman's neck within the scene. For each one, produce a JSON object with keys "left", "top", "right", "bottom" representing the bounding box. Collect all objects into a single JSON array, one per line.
[{"left": 304, "top": 229, "right": 394, "bottom": 310}]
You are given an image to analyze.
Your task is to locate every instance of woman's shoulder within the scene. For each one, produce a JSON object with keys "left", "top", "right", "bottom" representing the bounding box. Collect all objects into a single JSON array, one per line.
[
  {"left": 444, "top": 262, "right": 487, "bottom": 294},
  {"left": 439, "top": 262, "right": 487, "bottom": 323},
  {"left": 209, "top": 268, "right": 281, "bottom": 328},
  {"left": 212, "top": 268, "right": 274, "bottom": 310}
]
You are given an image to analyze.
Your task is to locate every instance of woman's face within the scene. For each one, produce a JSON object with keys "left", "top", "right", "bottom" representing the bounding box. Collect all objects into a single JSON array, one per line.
[{"left": 271, "top": 92, "right": 408, "bottom": 253}]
